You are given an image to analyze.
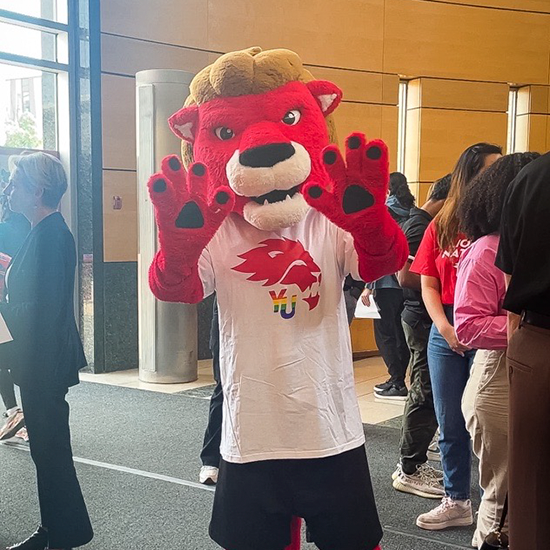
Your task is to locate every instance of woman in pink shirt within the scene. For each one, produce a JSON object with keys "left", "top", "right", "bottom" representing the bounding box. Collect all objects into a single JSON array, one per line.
[{"left": 455, "top": 152, "right": 539, "bottom": 548}]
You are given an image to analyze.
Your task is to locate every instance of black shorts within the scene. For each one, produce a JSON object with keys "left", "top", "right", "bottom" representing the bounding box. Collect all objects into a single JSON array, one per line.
[{"left": 209, "top": 445, "right": 382, "bottom": 550}]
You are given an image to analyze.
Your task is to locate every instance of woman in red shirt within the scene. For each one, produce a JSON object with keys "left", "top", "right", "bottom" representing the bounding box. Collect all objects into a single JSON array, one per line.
[{"left": 411, "top": 143, "right": 502, "bottom": 531}]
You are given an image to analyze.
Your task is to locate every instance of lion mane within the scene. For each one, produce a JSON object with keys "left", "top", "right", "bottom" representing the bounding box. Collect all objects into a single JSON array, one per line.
[{"left": 180, "top": 46, "right": 338, "bottom": 167}]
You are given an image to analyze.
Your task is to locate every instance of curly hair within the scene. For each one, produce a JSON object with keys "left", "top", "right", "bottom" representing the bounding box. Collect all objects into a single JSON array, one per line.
[
  {"left": 389, "top": 172, "right": 415, "bottom": 210},
  {"left": 458, "top": 152, "right": 540, "bottom": 241}
]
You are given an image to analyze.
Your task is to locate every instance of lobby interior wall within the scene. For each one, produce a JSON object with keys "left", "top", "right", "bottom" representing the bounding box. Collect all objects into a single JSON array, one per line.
[{"left": 97, "top": 0, "right": 550, "bottom": 367}]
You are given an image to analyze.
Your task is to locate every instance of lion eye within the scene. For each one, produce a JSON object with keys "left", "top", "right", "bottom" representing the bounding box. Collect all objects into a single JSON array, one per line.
[
  {"left": 282, "top": 110, "right": 301, "bottom": 126},
  {"left": 214, "top": 127, "right": 235, "bottom": 140}
]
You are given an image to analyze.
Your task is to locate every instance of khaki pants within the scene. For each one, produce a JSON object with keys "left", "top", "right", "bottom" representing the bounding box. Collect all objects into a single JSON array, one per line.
[
  {"left": 507, "top": 322, "right": 550, "bottom": 550},
  {"left": 462, "top": 349, "right": 508, "bottom": 548}
]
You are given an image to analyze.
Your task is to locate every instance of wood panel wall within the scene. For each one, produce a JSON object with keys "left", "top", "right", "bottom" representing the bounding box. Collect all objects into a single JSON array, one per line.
[{"left": 99, "top": 0, "right": 550, "bottom": 354}]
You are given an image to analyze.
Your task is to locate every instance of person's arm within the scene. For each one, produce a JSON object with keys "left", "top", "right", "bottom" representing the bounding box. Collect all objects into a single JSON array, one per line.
[
  {"left": 454, "top": 250, "right": 507, "bottom": 350},
  {"left": 397, "top": 258, "right": 420, "bottom": 290},
  {"left": 0, "top": 235, "right": 69, "bottom": 339},
  {"left": 404, "top": 224, "right": 437, "bottom": 292},
  {"left": 504, "top": 274, "right": 521, "bottom": 340},
  {"left": 361, "top": 287, "right": 372, "bottom": 306},
  {"left": 422, "top": 274, "right": 469, "bottom": 355}
]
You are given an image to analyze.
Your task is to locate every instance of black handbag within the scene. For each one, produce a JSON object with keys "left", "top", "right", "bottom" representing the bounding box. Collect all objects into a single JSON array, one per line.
[{"left": 480, "top": 495, "right": 509, "bottom": 550}]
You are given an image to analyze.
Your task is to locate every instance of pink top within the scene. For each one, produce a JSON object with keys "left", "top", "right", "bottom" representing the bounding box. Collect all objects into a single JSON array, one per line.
[{"left": 454, "top": 234, "right": 507, "bottom": 351}]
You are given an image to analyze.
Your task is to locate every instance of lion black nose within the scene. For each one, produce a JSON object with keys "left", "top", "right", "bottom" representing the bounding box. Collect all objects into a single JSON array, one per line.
[{"left": 239, "top": 143, "right": 295, "bottom": 168}]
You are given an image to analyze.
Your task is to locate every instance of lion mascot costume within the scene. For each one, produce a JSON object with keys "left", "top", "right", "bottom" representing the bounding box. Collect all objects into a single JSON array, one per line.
[{"left": 148, "top": 47, "right": 407, "bottom": 550}]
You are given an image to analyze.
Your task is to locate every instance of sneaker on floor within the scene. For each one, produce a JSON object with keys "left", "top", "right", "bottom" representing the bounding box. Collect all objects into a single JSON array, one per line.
[
  {"left": 427, "top": 447, "right": 441, "bottom": 462},
  {"left": 373, "top": 379, "right": 393, "bottom": 393},
  {"left": 393, "top": 462, "right": 443, "bottom": 482},
  {"left": 392, "top": 463, "right": 402, "bottom": 481},
  {"left": 0, "top": 409, "right": 25, "bottom": 441},
  {"left": 393, "top": 464, "right": 445, "bottom": 499},
  {"left": 199, "top": 465, "right": 219, "bottom": 485},
  {"left": 416, "top": 497, "right": 473, "bottom": 530},
  {"left": 427, "top": 431, "right": 441, "bottom": 461},
  {"left": 421, "top": 462, "right": 444, "bottom": 481},
  {"left": 15, "top": 426, "right": 29, "bottom": 443},
  {"left": 374, "top": 385, "right": 408, "bottom": 401}
]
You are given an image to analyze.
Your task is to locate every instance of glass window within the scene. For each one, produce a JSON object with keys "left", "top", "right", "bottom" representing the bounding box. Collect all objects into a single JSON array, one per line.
[
  {"left": 0, "top": 63, "right": 57, "bottom": 150},
  {"left": 0, "top": 0, "right": 68, "bottom": 24},
  {"left": 0, "top": 21, "right": 67, "bottom": 64}
]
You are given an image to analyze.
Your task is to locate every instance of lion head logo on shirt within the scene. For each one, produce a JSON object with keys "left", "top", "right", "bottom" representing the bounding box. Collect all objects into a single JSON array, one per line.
[{"left": 232, "top": 238, "right": 321, "bottom": 319}]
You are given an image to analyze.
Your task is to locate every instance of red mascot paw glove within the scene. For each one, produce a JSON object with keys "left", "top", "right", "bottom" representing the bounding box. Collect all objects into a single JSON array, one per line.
[
  {"left": 148, "top": 155, "right": 234, "bottom": 303},
  {"left": 303, "top": 133, "right": 408, "bottom": 282}
]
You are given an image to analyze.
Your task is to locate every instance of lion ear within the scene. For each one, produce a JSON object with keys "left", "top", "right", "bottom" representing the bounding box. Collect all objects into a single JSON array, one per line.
[
  {"left": 168, "top": 104, "right": 199, "bottom": 143},
  {"left": 306, "top": 80, "right": 342, "bottom": 117}
]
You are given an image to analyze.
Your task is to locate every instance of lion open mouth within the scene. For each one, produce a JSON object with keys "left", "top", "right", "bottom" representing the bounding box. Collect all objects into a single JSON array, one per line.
[{"left": 252, "top": 185, "right": 300, "bottom": 205}]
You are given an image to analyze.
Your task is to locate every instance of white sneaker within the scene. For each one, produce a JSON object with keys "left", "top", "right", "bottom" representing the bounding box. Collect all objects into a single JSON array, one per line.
[
  {"left": 416, "top": 497, "right": 473, "bottom": 530},
  {"left": 393, "top": 464, "right": 445, "bottom": 499},
  {"left": 392, "top": 463, "right": 402, "bottom": 481},
  {"left": 392, "top": 462, "right": 443, "bottom": 482},
  {"left": 427, "top": 431, "right": 441, "bottom": 461},
  {"left": 199, "top": 465, "right": 219, "bottom": 485}
]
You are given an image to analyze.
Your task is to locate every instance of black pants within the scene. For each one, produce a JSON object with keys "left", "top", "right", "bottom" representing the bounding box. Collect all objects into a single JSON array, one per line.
[
  {"left": 19, "top": 384, "right": 93, "bottom": 548},
  {"left": 344, "top": 286, "right": 364, "bottom": 327},
  {"left": 0, "top": 368, "right": 17, "bottom": 411},
  {"left": 373, "top": 288, "right": 410, "bottom": 387},
  {"left": 399, "top": 316, "right": 438, "bottom": 474},
  {"left": 200, "top": 300, "right": 223, "bottom": 468},
  {"left": 210, "top": 446, "right": 382, "bottom": 550}
]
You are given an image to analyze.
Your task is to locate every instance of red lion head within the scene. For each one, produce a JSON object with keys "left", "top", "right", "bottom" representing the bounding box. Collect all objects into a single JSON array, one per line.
[
  {"left": 167, "top": 48, "right": 342, "bottom": 232},
  {"left": 232, "top": 238, "right": 322, "bottom": 311}
]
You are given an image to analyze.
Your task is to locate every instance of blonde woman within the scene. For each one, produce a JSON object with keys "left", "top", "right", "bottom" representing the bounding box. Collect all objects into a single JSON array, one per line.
[{"left": 1, "top": 153, "right": 93, "bottom": 550}]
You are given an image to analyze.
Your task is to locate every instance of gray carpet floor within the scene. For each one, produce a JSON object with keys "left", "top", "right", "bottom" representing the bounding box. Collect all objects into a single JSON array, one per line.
[{"left": 0, "top": 381, "right": 480, "bottom": 549}]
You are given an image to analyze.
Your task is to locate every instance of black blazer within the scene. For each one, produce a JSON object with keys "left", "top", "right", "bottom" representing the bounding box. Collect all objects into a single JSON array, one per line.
[{"left": 0, "top": 212, "right": 86, "bottom": 389}]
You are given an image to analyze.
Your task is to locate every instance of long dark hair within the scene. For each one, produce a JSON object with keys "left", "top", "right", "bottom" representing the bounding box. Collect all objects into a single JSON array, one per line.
[
  {"left": 435, "top": 142, "right": 502, "bottom": 251},
  {"left": 458, "top": 152, "right": 540, "bottom": 241},
  {"left": 389, "top": 172, "right": 415, "bottom": 210}
]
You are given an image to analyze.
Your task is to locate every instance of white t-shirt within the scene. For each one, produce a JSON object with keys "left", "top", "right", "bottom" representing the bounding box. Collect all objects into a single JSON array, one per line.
[{"left": 199, "top": 209, "right": 365, "bottom": 464}]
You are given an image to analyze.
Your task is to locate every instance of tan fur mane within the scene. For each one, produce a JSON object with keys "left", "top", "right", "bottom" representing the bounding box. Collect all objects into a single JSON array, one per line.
[{"left": 181, "top": 47, "right": 337, "bottom": 166}]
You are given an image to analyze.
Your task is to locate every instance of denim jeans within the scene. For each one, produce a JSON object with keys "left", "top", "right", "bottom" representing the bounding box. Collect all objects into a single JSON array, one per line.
[{"left": 427, "top": 306, "right": 475, "bottom": 500}]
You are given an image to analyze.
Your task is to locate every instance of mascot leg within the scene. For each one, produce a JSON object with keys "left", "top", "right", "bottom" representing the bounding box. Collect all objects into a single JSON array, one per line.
[
  {"left": 282, "top": 519, "right": 382, "bottom": 550},
  {"left": 285, "top": 516, "right": 302, "bottom": 550},
  {"left": 224, "top": 517, "right": 301, "bottom": 550}
]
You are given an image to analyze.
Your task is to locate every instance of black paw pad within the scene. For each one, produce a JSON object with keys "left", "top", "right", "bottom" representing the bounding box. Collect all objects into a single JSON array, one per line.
[
  {"left": 366, "top": 146, "right": 382, "bottom": 160},
  {"left": 323, "top": 150, "right": 338, "bottom": 165},
  {"left": 153, "top": 178, "right": 167, "bottom": 193},
  {"left": 192, "top": 163, "right": 206, "bottom": 176},
  {"left": 175, "top": 201, "right": 204, "bottom": 229},
  {"left": 308, "top": 186, "right": 323, "bottom": 199},
  {"left": 168, "top": 157, "right": 181, "bottom": 171},
  {"left": 348, "top": 136, "right": 361, "bottom": 150},
  {"left": 216, "top": 191, "right": 230, "bottom": 205},
  {"left": 343, "top": 185, "right": 374, "bottom": 214}
]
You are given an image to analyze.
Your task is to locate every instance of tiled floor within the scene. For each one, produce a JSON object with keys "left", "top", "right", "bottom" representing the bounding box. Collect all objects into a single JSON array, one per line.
[{"left": 80, "top": 355, "right": 404, "bottom": 425}]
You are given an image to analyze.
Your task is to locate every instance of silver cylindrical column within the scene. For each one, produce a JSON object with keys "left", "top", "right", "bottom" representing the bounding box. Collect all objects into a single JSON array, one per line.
[{"left": 136, "top": 69, "right": 197, "bottom": 383}]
